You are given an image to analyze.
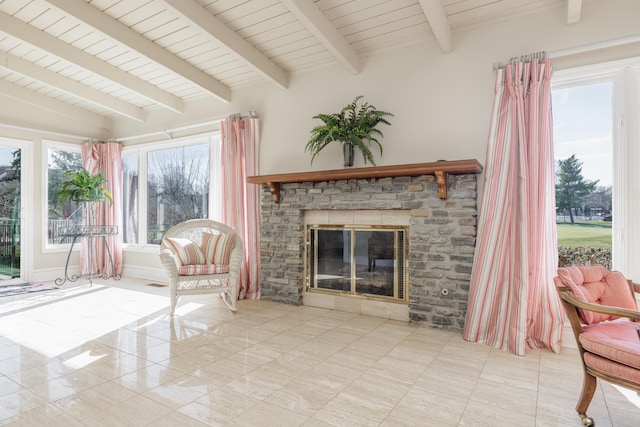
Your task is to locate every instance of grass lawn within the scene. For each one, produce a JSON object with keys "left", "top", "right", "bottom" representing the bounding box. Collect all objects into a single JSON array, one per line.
[{"left": 556, "top": 221, "right": 612, "bottom": 248}]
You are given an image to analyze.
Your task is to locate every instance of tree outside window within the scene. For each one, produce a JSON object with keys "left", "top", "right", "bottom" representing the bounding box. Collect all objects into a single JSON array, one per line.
[
  {"left": 47, "top": 147, "right": 82, "bottom": 244},
  {"left": 556, "top": 154, "right": 599, "bottom": 224},
  {"left": 146, "top": 143, "right": 209, "bottom": 244}
]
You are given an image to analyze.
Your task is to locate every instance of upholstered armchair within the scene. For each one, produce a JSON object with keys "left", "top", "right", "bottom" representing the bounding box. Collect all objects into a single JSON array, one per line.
[
  {"left": 159, "top": 219, "right": 243, "bottom": 316},
  {"left": 554, "top": 265, "right": 640, "bottom": 426}
]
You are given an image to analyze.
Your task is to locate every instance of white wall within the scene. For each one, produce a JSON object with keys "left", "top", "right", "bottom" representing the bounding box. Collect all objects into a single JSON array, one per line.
[
  {"left": 110, "top": 0, "right": 640, "bottom": 174},
  {"left": 3, "top": 0, "right": 640, "bottom": 282}
]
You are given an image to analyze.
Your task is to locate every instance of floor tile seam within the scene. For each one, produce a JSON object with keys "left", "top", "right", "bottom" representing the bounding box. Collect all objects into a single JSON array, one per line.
[
  {"left": 0, "top": 387, "right": 48, "bottom": 420},
  {"left": 49, "top": 386, "right": 130, "bottom": 423},
  {"left": 469, "top": 378, "right": 538, "bottom": 417},
  {"left": 291, "top": 360, "right": 370, "bottom": 419},
  {"left": 454, "top": 345, "right": 490, "bottom": 426},
  {"left": 532, "top": 344, "right": 545, "bottom": 425},
  {"left": 3, "top": 367, "right": 62, "bottom": 386},
  {"left": 27, "top": 372, "right": 111, "bottom": 403},
  {"left": 166, "top": 406, "right": 215, "bottom": 427},
  {"left": 307, "top": 393, "right": 396, "bottom": 427},
  {"left": 367, "top": 337, "right": 434, "bottom": 382},
  {"left": 365, "top": 368, "right": 417, "bottom": 426},
  {"left": 25, "top": 402, "right": 79, "bottom": 425},
  {"left": 0, "top": 373, "right": 27, "bottom": 398},
  {"left": 224, "top": 397, "right": 311, "bottom": 426},
  {"left": 140, "top": 382, "right": 211, "bottom": 415},
  {"left": 596, "top": 382, "right": 616, "bottom": 423},
  {"left": 307, "top": 334, "right": 357, "bottom": 356},
  {"left": 411, "top": 326, "right": 451, "bottom": 372}
]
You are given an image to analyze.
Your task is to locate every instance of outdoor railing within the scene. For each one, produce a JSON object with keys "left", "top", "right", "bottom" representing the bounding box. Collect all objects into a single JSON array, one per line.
[
  {"left": 49, "top": 219, "right": 76, "bottom": 244},
  {"left": 0, "top": 219, "right": 20, "bottom": 278}
]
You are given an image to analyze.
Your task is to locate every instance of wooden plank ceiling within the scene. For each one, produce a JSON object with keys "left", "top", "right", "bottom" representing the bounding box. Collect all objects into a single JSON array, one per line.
[{"left": 0, "top": 0, "right": 577, "bottom": 125}]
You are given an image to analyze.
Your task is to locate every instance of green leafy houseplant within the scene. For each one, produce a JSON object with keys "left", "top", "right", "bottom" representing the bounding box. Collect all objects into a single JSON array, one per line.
[
  {"left": 58, "top": 168, "right": 113, "bottom": 227},
  {"left": 58, "top": 169, "right": 113, "bottom": 206},
  {"left": 305, "top": 96, "right": 393, "bottom": 166}
]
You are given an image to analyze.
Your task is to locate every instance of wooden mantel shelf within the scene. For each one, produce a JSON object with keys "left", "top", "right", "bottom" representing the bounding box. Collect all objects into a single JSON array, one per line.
[{"left": 247, "top": 159, "right": 483, "bottom": 203}]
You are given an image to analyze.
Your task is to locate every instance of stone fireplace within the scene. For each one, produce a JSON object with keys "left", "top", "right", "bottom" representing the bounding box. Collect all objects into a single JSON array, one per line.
[{"left": 249, "top": 160, "right": 482, "bottom": 330}]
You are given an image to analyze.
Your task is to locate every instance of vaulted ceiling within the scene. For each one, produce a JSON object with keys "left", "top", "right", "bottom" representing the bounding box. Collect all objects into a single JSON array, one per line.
[{"left": 0, "top": 0, "right": 581, "bottom": 128}]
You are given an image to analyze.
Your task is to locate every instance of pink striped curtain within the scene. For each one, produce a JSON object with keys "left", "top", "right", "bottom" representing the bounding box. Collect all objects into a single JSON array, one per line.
[
  {"left": 81, "top": 141, "right": 123, "bottom": 278},
  {"left": 221, "top": 116, "right": 260, "bottom": 299},
  {"left": 463, "top": 57, "right": 565, "bottom": 355}
]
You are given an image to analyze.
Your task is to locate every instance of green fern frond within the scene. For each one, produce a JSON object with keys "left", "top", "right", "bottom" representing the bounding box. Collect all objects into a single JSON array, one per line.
[
  {"left": 306, "top": 96, "right": 393, "bottom": 165},
  {"left": 57, "top": 169, "right": 113, "bottom": 207}
]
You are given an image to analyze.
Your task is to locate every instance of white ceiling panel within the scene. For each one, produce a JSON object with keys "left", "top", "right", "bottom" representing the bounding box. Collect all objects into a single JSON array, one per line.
[{"left": 0, "top": 0, "right": 584, "bottom": 124}]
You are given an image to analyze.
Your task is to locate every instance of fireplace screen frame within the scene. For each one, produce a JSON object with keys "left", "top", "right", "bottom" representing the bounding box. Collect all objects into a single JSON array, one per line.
[{"left": 305, "top": 224, "right": 409, "bottom": 303}]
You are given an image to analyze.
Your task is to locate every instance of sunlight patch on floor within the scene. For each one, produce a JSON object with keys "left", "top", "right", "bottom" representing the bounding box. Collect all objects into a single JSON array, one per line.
[
  {"left": 0, "top": 284, "right": 169, "bottom": 358},
  {"left": 612, "top": 384, "right": 640, "bottom": 409}
]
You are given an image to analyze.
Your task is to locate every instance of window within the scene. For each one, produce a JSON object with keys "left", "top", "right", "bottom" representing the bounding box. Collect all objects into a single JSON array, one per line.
[
  {"left": 123, "top": 133, "right": 222, "bottom": 246},
  {"left": 122, "top": 152, "right": 138, "bottom": 245},
  {"left": 46, "top": 142, "right": 82, "bottom": 245},
  {"left": 552, "top": 81, "right": 613, "bottom": 266},
  {"left": 0, "top": 142, "right": 23, "bottom": 279},
  {"left": 552, "top": 59, "right": 640, "bottom": 277}
]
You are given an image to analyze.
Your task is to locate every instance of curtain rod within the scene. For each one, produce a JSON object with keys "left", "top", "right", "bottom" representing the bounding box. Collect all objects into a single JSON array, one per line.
[
  {"left": 492, "top": 34, "right": 640, "bottom": 70},
  {"left": 114, "top": 111, "right": 259, "bottom": 142},
  {"left": 493, "top": 51, "right": 546, "bottom": 70}
]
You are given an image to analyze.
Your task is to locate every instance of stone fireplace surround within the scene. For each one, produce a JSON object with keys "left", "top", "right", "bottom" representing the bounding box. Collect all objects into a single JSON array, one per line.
[{"left": 249, "top": 160, "right": 482, "bottom": 330}]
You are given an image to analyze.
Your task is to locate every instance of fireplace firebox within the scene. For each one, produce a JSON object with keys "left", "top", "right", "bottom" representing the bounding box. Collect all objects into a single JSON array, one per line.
[{"left": 307, "top": 225, "right": 408, "bottom": 302}]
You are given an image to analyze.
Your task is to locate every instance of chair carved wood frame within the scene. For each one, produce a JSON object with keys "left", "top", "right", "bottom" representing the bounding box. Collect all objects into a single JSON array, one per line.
[
  {"left": 159, "top": 219, "right": 243, "bottom": 317},
  {"left": 554, "top": 265, "right": 640, "bottom": 426}
]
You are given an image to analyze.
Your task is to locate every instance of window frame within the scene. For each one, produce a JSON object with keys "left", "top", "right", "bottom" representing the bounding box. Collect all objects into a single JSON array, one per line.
[
  {"left": 122, "top": 132, "right": 222, "bottom": 253},
  {"left": 552, "top": 57, "right": 640, "bottom": 278},
  {"left": 42, "top": 140, "right": 83, "bottom": 253}
]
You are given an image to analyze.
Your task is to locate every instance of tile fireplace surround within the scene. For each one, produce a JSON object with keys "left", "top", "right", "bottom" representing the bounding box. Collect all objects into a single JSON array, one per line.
[{"left": 248, "top": 160, "right": 483, "bottom": 331}]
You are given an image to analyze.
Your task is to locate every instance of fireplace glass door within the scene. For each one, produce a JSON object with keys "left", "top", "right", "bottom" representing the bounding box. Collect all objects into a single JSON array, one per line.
[{"left": 307, "top": 226, "right": 407, "bottom": 302}]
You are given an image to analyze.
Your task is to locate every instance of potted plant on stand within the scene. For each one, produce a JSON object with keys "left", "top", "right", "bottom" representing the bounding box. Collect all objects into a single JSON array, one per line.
[
  {"left": 57, "top": 168, "right": 113, "bottom": 225},
  {"left": 305, "top": 96, "right": 393, "bottom": 167},
  {"left": 56, "top": 168, "right": 114, "bottom": 285}
]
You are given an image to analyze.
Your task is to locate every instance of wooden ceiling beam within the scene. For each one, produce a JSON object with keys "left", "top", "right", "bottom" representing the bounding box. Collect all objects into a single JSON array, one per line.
[
  {"left": 0, "top": 10, "right": 183, "bottom": 113},
  {"left": 0, "top": 51, "right": 146, "bottom": 122},
  {"left": 567, "top": 0, "right": 582, "bottom": 24},
  {"left": 418, "top": 0, "right": 453, "bottom": 53},
  {"left": 280, "top": 0, "right": 361, "bottom": 74},
  {"left": 44, "top": 0, "right": 231, "bottom": 102},
  {"left": 160, "top": 0, "right": 289, "bottom": 89},
  {"left": 0, "top": 79, "right": 108, "bottom": 129}
]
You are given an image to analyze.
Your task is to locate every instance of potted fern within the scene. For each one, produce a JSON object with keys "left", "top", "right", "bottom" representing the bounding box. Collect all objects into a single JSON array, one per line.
[
  {"left": 58, "top": 169, "right": 113, "bottom": 227},
  {"left": 305, "top": 96, "right": 393, "bottom": 167}
]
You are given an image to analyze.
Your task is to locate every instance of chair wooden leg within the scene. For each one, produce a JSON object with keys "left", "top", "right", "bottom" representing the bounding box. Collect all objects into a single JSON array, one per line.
[{"left": 576, "top": 371, "right": 597, "bottom": 426}]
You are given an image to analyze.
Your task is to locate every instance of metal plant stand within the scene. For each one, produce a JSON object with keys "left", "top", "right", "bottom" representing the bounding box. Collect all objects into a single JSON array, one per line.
[{"left": 56, "top": 225, "right": 120, "bottom": 285}]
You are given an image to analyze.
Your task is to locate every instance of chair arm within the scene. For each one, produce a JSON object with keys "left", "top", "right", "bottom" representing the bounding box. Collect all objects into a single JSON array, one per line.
[
  {"left": 228, "top": 246, "right": 243, "bottom": 277},
  {"left": 558, "top": 289, "right": 640, "bottom": 321},
  {"left": 632, "top": 281, "right": 640, "bottom": 295},
  {"left": 159, "top": 249, "right": 180, "bottom": 278}
]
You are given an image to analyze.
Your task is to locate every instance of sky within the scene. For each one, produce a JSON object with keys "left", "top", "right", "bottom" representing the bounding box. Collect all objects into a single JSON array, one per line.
[
  {"left": 0, "top": 147, "right": 17, "bottom": 167},
  {"left": 552, "top": 81, "right": 613, "bottom": 187}
]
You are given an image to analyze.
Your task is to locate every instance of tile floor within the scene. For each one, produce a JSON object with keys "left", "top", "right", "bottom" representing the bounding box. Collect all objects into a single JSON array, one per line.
[{"left": 0, "top": 279, "right": 638, "bottom": 426}]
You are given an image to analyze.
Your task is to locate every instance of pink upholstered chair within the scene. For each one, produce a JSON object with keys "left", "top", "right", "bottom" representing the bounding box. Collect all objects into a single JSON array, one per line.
[{"left": 554, "top": 265, "right": 640, "bottom": 426}]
